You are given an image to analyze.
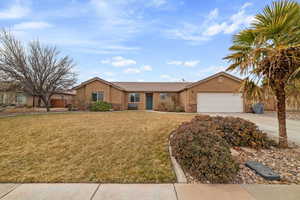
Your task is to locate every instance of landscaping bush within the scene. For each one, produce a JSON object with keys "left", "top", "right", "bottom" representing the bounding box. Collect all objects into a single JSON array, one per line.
[
  {"left": 89, "top": 101, "right": 112, "bottom": 112},
  {"left": 215, "top": 116, "right": 275, "bottom": 148},
  {"left": 156, "top": 102, "right": 184, "bottom": 112},
  {"left": 165, "top": 101, "right": 176, "bottom": 112},
  {"left": 67, "top": 104, "right": 78, "bottom": 111},
  {"left": 175, "top": 106, "right": 184, "bottom": 112},
  {"left": 25, "top": 105, "right": 33, "bottom": 109},
  {"left": 169, "top": 115, "right": 276, "bottom": 183},
  {"left": 190, "top": 115, "right": 275, "bottom": 148},
  {"left": 156, "top": 102, "right": 168, "bottom": 111},
  {"left": 170, "top": 119, "right": 239, "bottom": 183}
]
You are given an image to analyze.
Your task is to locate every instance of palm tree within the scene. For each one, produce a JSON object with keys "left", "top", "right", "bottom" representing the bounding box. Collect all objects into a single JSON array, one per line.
[{"left": 224, "top": 0, "right": 300, "bottom": 148}]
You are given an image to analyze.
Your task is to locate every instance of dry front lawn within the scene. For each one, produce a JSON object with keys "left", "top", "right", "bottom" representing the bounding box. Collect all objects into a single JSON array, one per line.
[{"left": 0, "top": 111, "right": 194, "bottom": 183}]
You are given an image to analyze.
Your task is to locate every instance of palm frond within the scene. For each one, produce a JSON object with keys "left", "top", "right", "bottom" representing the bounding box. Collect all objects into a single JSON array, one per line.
[{"left": 240, "top": 78, "right": 264, "bottom": 101}]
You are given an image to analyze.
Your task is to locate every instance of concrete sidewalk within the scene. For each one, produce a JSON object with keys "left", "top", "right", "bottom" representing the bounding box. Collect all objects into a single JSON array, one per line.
[{"left": 1, "top": 184, "right": 299, "bottom": 200}]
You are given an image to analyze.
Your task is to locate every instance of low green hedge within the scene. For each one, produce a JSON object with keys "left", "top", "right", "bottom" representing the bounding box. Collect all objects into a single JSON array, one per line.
[{"left": 89, "top": 101, "right": 112, "bottom": 112}]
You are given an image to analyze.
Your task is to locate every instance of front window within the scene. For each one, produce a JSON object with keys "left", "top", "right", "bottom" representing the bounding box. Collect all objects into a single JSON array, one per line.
[
  {"left": 160, "top": 93, "right": 169, "bottom": 100},
  {"left": 91, "top": 92, "right": 104, "bottom": 102},
  {"left": 15, "top": 93, "right": 26, "bottom": 105},
  {"left": 129, "top": 93, "right": 140, "bottom": 102}
]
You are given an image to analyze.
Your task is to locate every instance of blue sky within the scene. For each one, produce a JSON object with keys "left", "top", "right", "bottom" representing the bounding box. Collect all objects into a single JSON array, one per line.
[{"left": 0, "top": 0, "right": 278, "bottom": 83}]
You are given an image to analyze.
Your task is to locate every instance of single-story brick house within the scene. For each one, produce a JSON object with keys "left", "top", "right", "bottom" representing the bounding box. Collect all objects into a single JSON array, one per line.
[{"left": 75, "top": 71, "right": 269, "bottom": 112}]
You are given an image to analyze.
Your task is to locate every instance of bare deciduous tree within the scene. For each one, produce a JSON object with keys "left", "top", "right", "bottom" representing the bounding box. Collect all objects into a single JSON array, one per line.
[{"left": 0, "top": 30, "right": 77, "bottom": 111}]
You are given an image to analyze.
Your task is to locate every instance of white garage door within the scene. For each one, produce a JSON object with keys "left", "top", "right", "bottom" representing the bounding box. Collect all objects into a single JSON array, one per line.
[{"left": 197, "top": 93, "right": 243, "bottom": 113}]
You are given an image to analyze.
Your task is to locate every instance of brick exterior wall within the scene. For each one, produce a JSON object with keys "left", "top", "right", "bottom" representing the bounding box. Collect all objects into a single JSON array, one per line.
[
  {"left": 152, "top": 92, "right": 179, "bottom": 110},
  {"left": 75, "top": 80, "right": 126, "bottom": 110},
  {"left": 183, "top": 75, "right": 243, "bottom": 112},
  {"left": 179, "top": 90, "right": 187, "bottom": 112},
  {"left": 125, "top": 92, "right": 146, "bottom": 110}
]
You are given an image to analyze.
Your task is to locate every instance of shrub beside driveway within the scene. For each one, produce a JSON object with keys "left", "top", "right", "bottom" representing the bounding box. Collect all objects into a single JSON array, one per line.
[{"left": 0, "top": 111, "right": 195, "bottom": 183}]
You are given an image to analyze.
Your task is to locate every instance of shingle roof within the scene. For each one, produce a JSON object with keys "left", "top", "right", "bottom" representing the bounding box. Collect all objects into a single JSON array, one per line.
[
  {"left": 73, "top": 72, "right": 242, "bottom": 92},
  {"left": 112, "top": 82, "right": 192, "bottom": 92},
  {"left": 185, "top": 71, "right": 242, "bottom": 89},
  {"left": 73, "top": 77, "right": 125, "bottom": 91}
]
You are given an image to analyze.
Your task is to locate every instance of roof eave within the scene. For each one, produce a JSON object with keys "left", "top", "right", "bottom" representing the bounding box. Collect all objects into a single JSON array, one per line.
[
  {"left": 184, "top": 71, "right": 243, "bottom": 89},
  {"left": 73, "top": 77, "right": 126, "bottom": 91}
]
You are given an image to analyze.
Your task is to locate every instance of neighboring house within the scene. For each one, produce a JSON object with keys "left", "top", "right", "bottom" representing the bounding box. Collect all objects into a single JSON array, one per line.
[
  {"left": 74, "top": 71, "right": 263, "bottom": 113},
  {"left": 0, "top": 82, "right": 75, "bottom": 108}
]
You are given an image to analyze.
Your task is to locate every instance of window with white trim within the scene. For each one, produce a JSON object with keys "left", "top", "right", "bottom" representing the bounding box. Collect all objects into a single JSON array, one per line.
[
  {"left": 91, "top": 92, "right": 104, "bottom": 102},
  {"left": 129, "top": 93, "right": 140, "bottom": 102},
  {"left": 159, "top": 93, "right": 169, "bottom": 100},
  {"left": 15, "top": 93, "right": 26, "bottom": 105}
]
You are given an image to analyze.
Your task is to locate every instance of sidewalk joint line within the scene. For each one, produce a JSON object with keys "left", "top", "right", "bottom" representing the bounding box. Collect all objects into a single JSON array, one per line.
[
  {"left": 172, "top": 184, "right": 179, "bottom": 200},
  {"left": 89, "top": 184, "right": 101, "bottom": 200},
  {"left": 0, "top": 184, "right": 21, "bottom": 200},
  {"left": 240, "top": 185, "right": 258, "bottom": 200}
]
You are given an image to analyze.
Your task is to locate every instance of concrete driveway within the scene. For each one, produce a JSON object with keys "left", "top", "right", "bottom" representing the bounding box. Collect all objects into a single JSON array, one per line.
[{"left": 202, "top": 113, "right": 300, "bottom": 145}]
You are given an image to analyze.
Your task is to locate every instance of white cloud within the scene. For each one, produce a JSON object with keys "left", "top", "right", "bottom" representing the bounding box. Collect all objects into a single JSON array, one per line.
[
  {"left": 184, "top": 60, "right": 200, "bottom": 67},
  {"left": 101, "top": 56, "right": 137, "bottom": 67},
  {"left": 89, "top": 0, "right": 144, "bottom": 41},
  {"left": 160, "top": 74, "right": 181, "bottom": 81},
  {"left": 75, "top": 45, "right": 140, "bottom": 55},
  {"left": 149, "top": 0, "right": 167, "bottom": 8},
  {"left": 208, "top": 8, "right": 219, "bottom": 20},
  {"left": 160, "top": 74, "right": 171, "bottom": 79},
  {"left": 167, "top": 60, "right": 200, "bottom": 67},
  {"left": 13, "top": 21, "right": 52, "bottom": 30},
  {"left": 242, "top": 2, "right": 253, "bottom": 9},
  {"left": 165, "top": 22, "right": 209, "bottom": 43},
  {"left": 124, "top": 68, "right": 141, "bottom": 74},
  {"left": 137, "top": 79, "right": 145, "bottom": 82},
  {"left": 165, "top": 2, "right": 254, "bottom": 44},
  {"left": 198, "top": 65, "right": 227, "bottom": 76},
  {"left": 167, "top": 60, "right": 182, "bottom": 65},
  {"left": 8, "top": 1, "right": 143, "bottom": 55},
  {"left": 142, "top": 65, "right": 152, "bottom": 71},
  {"left": 101, "top": 57, "right": 153, "bottom": 74},
  {"left": 204, "top": 2, "right": 254, "bottom": 36},
  {"left": 124, "top": 65, "right": 153, "bottom": 74},
  {"left": 0, "top": 0, "right": 30, "bottom": 19},
  {"left": 203, "top": 22, "right": 227, "bottom": 36}
]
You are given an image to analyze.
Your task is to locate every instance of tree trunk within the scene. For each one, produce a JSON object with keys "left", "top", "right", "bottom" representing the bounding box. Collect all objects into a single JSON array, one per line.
[
  {"left": 46, "top": 104, "right": 50, "bottom": 112},
  {"left": 41, "top": 96, "right": 51, "bottom": 112},
  {"left": 275, "top": 86, "right": 288, "bottom": 148},
  {"left": 32, "top": 96, "right": 35, "bottom": 107},
  {"left": 38, "top": 97, "right": 41, "bottom": 107}
]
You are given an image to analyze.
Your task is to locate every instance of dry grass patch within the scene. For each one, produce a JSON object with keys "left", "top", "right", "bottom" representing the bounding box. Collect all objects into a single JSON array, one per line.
[{"left": 0, "top": 111, "right": 195, "bottom": 183}]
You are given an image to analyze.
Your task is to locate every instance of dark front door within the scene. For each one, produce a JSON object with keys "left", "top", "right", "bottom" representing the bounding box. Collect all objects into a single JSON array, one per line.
[{"left": 146, "top": 93, "right": 153, "bottom": 110}]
